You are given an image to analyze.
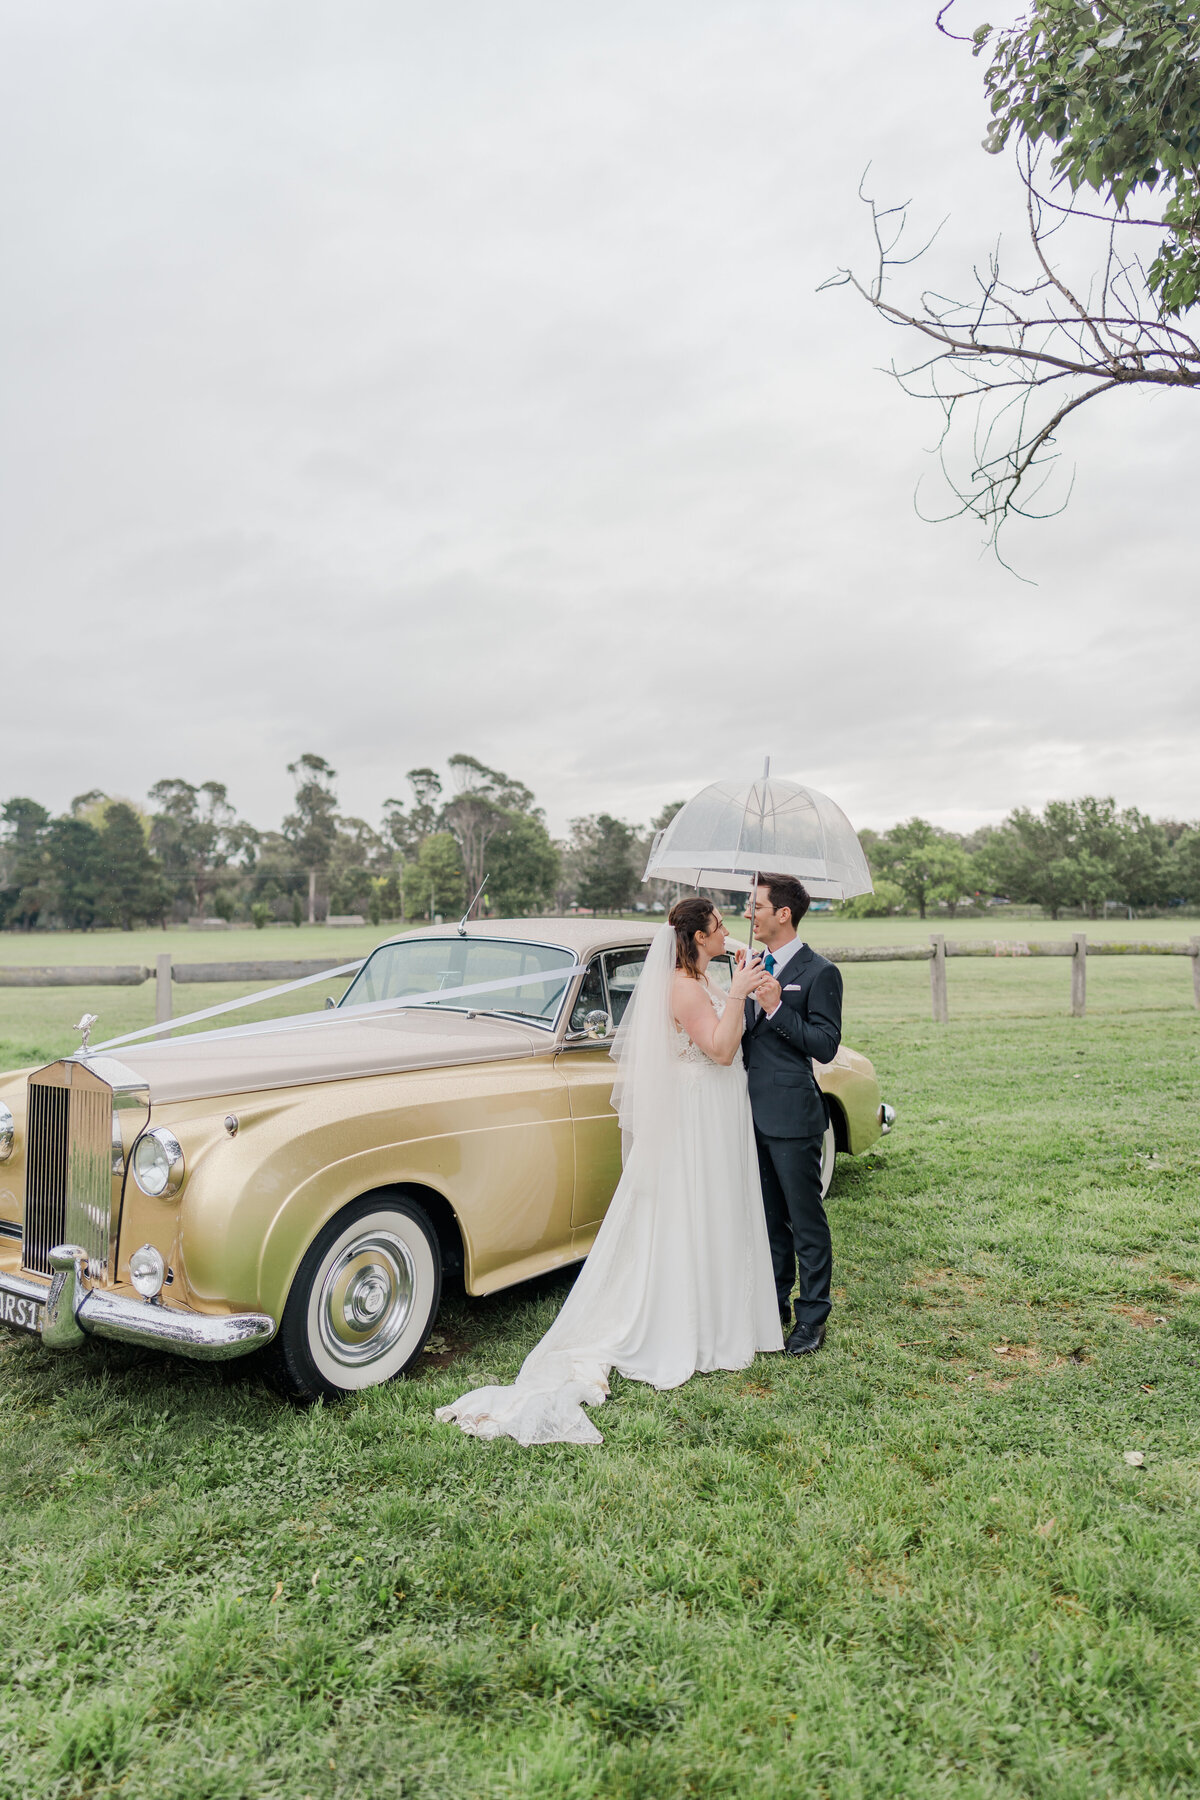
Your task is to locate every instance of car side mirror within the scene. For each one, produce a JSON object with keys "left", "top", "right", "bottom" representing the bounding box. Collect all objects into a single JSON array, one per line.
[
  {"left": 325, "top": 995, "right": 337, "bottom": 1010},
  {"left": 583, "top": 1009, "right": 612, "bottom": 1041}
]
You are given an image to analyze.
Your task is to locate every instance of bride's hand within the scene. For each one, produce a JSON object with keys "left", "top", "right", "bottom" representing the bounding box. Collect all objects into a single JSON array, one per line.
[{"left": 729, "top": 956, "right": 765, "bottom": 1002}]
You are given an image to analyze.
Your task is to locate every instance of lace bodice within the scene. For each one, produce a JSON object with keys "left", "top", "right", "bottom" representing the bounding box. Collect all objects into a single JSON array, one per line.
[{"left": 673, "top": 978, "right": 726, "bottom": 1063}]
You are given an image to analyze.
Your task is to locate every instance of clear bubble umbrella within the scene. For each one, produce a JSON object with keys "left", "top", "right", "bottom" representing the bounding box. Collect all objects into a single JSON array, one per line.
[{"left": 643, "top": 765, "right": 873, "bottom": 926}]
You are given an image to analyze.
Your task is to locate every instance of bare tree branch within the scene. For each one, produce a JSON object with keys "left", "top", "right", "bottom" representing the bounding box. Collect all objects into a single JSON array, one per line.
[{"left": 822, "top": 152, "right": 1200, "bottom": 554}]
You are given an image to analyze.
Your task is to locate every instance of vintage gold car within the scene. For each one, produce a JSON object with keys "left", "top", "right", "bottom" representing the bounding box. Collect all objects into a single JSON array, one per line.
[{"left": 0, "top": 919, "right": 893, "bottom": 1398}]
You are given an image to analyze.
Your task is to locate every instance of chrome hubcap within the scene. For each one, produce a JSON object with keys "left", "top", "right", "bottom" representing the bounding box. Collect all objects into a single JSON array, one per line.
[{"left": 317, "top": 1230, "right": 416, "bottom": 1368}]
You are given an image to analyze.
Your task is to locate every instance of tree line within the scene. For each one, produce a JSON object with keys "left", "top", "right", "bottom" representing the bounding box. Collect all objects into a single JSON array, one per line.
[
  {"left": 2, "top": 770, "right": 1197, "bottom": 932},
  {"left": 853, "top": 800, "right": 1200, "bottom": 922},
  {"left": 0, "top": 754, "right": 684, "bottom": 932}
]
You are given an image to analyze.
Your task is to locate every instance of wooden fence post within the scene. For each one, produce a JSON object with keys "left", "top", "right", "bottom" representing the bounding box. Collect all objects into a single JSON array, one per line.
[
  {"left": 1191, "top": 936, "right": 1200, "bottom": 1010},
  {"left": 1070, "top": 933, "right": 1087, "bottom": 1017},
  {"left": 155, "top": 952, "right": 173, "bottom": 1037},
  {"left": 929, "top": 933, "right": 949, "bottom": 1024}
]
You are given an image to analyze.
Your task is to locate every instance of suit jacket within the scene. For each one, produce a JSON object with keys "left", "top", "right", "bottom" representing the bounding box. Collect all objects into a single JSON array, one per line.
[{"left": 742, "top": 943, "right": 843, "bottom": 1138}]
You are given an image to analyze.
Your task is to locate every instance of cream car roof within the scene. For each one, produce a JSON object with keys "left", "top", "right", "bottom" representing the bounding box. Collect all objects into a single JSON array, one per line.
[{"left": 377, "top": 918, "right": 657, "bottom": 957}]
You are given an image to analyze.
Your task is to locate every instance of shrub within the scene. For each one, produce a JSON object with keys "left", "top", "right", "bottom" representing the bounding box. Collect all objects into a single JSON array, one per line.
[
  {"left": 250, "top": 901, "right": 271, "bottom": 931},
  {"left": 838, "top": 879, "right": 906, "bottom": 919}
]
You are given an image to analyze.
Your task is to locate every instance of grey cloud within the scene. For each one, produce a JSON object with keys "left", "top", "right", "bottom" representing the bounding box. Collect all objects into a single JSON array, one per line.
[{"left": 2, "top": 1, "right": 1195, "bottom": 843}]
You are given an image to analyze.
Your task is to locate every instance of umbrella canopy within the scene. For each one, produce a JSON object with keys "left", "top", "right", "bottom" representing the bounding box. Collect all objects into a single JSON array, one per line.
[{"left": 643, "top": 776, "right": 873, "bottom": 901}]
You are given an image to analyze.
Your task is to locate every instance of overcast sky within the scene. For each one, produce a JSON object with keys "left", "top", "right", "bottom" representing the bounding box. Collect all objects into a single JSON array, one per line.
[{"left": 3, "top": 1, "right": 1196, "bottom": 839}]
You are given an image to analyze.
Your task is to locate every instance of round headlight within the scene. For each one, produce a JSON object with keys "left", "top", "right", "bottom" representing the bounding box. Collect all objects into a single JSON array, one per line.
[
  {"left": 132, "top": 1128, "right": 185, "bottom": 1198},
  {"left": 129, "top": 1243, "right": 166, "bottom": 1299},
  {"left": 0, "top": 1101, "right": 13, "bottom": 1162}
]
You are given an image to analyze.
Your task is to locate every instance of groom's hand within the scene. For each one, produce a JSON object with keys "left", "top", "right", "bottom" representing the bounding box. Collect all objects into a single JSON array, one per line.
[{"left": 755, "top": 973, "right": 782, "bottom": 1014}]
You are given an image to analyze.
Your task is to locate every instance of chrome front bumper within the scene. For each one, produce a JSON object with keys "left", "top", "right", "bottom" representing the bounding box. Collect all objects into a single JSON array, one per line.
[{"left": 0, "top": 1245, "right": 275, "bottom": 1362}]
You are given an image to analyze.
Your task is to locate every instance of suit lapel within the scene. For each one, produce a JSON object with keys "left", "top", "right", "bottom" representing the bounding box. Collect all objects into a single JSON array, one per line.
[
  {"left": 779, "top": 943, "right": 815, "bottom": 988},
  {"left": 764, "top": 942, "right": 814, "bottom": 1011}
]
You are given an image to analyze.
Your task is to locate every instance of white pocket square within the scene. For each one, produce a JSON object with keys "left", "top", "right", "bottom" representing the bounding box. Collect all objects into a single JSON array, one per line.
[{"left": 783, "top": 983, "right": 804, "bottom": 992}]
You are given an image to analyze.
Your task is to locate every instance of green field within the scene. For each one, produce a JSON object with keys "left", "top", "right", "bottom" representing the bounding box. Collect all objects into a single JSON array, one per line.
[
  {"left": 1, "top": 913, "right": 1197, "bottom": 1073},
  {"left": 1, "top": 921, "right": 1198, "bottom": 1796}
]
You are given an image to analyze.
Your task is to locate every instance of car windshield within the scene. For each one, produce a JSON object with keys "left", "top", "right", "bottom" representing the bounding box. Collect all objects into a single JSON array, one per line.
[{"left": 340, "top": 936, "right": 578, "bottom": 1026}]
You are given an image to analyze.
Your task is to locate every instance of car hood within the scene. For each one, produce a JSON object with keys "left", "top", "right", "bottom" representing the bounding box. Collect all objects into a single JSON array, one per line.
[{"left": 80, "top": 1008, "right": 549, "bottom": 1106}]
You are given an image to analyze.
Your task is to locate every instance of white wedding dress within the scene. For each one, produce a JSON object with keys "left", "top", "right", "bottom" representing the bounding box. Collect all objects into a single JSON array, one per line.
[{"left": 435, "top": 926, "right": 783, "bottom": 1445}]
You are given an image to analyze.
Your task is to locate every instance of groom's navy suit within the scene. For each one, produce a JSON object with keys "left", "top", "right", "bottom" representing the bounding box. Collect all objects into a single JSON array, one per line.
[{"left": 742, "top": 940, "right": 842, "bottom": 1330}]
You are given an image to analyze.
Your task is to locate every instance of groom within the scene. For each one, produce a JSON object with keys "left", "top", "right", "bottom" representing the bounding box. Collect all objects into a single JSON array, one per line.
[{"left": 742, "top": 874, "right": 843, "bottom": 1356}]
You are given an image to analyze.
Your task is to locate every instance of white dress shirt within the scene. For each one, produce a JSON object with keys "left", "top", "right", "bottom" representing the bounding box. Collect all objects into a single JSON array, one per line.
[{"left": 758, "top": 934, "right": 805, "bottom": 1018}]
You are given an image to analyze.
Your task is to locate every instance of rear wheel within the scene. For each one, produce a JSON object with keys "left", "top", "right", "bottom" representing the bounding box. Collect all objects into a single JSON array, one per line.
[{"left": 265, "top": 1194, "right": 442, "bottom": 1400}]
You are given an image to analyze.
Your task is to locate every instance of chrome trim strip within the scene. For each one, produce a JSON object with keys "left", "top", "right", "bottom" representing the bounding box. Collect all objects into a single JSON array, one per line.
[
  {"left": 0, "top": 1257, "right": 275, "bottom": 1362},
  {"left": 77, "top": 1289, "right": 276, "bottom": 1360},
  {"left": 0, "top": 1219, "right": 21, "bottom": 1240},
  {"left": 0, "top": 1268, "right": 49, "bottom": 1301}
]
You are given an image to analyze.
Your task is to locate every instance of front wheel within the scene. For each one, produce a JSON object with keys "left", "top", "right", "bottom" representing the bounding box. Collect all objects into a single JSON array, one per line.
[
  {"left": 819, "top": 1122, "right": 836, "bottom": 1200},
  {"left": 265, "top": 1194, "right": 442, "bottom": 1400}
]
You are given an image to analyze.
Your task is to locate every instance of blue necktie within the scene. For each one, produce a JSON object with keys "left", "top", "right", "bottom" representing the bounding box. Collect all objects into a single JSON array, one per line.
[{"left": 756, "top": 951, "right": 776, "bottom": 1014}]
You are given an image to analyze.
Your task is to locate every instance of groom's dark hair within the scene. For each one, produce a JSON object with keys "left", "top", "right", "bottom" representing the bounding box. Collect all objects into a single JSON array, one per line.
[{"left": 759, "top": 873, "right": 810, "bottom": 928}]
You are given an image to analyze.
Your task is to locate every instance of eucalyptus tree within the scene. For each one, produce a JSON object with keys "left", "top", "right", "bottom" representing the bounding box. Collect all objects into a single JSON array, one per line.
[
  {"left": 381, "top": 768, "right": 444, "bottom": 864},
  {"left": 148, "top": 778, "right": 255, "bottom": 918},
  {"left": 441, "top": 754, "right": 538, "bottom": 917},
  {"left": 283, "top": 754, "right": 340, "bottom": 924}
]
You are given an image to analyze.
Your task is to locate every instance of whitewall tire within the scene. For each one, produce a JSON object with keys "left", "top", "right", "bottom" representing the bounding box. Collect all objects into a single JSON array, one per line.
[{"left": 266, "top": 1194, "right": 441, "bottom": 1400}]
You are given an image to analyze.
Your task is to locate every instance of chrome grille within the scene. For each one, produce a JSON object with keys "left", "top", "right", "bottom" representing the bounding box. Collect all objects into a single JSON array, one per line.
[{"left": 23, "top": 1063, "right": 113, "bottom": 1279}]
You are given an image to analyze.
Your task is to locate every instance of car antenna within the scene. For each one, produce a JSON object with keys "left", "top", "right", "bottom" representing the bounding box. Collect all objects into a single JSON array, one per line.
[{"left": 457, "top": 874, "right": 489, "bottom": 937}]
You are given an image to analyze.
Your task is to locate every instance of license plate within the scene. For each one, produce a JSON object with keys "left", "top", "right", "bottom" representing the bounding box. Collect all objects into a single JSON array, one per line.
[{"left": 0, "top": 1290, "right": 44, "bottom": 1336}]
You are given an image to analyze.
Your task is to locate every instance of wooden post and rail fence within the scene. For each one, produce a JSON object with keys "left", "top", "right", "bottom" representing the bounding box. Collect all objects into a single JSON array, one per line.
[{"left": 1, "top": 938, "right": 1198, "bottom": 1027}]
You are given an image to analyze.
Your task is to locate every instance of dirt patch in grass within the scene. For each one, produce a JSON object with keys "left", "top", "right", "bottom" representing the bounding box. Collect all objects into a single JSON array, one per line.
[
  {"left": 848, "top": 1556, "right": 910, "bottom": 1600},
  {"left": 1112, "top": 1306, "right": 1169, "bottom": 1330},
  {"left": 418, "top": 1329, "right": 474, "bottom": 1369},
  {"left": 906, "top": 1267, "right": 987, "bottom": 1299},
  {"left": 985, "top": 1342, "right": 1091, "bottom": 1389},
  {"left": 1162, "top": 1274, "right": 1200, "bottom": 1294}
]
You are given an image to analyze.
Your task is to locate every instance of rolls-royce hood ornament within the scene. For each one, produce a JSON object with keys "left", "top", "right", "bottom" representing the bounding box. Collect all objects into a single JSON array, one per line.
[{"left": 74, "top": 1013, "right": 99, "bottom": 1055}]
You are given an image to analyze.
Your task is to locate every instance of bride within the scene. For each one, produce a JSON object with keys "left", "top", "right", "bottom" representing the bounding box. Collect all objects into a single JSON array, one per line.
[{"left": 435, "top": 897, "right": 783, "bottom": 1445}]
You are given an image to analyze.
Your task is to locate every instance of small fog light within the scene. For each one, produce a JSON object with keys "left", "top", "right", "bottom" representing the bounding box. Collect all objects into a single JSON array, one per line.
[
  {"left": 0, "top": 1100, "right": 13, "bottom": 1162},
  {"left": 132, "top": 1128, "right": 185, "bottom": 1198},
  {"left": 129, "top": 1243, "right": 166, "bottom": 1300}
]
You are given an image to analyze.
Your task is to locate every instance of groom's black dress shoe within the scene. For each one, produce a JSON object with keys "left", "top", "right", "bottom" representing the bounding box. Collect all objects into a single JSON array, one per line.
[{"left": 784, "top": 1322, "right": 827, "bottom": 1357}]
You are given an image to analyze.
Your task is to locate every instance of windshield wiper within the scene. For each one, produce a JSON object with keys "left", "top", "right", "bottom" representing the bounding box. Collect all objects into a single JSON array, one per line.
[{"left": 465, "top": 1008, "right": 551, "bottom": 1028}]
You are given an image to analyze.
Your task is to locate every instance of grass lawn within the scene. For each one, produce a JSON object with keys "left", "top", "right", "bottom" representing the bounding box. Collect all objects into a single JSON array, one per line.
[
  {"left": 1, "top": 913, "right": 1197, "bottom": 1073},
  {"left": 1, "top": 949, "right": 1199, "bottom": 1795}
]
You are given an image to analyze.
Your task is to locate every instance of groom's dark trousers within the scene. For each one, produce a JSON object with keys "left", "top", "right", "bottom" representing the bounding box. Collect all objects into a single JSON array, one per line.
[{"left": 742, "top": 946, "right": 843, "bottom": 1330}]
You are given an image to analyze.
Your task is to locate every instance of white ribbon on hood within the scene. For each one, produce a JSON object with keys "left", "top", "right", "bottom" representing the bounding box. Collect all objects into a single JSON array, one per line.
[{"left": 89, "top": 956, "right": 585, "bottom": 1055}]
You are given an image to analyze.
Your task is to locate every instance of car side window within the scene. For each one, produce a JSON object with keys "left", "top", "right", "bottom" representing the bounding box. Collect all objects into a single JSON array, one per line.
[
  {"left": 707, "top": 953, "right": 733, "bottom": 994},
  {"left": 569, "top": 959, "right": 606, "bottom": 1032},
  {"left": 602, "top": 950, "right": 647, "bottom": 1026}
]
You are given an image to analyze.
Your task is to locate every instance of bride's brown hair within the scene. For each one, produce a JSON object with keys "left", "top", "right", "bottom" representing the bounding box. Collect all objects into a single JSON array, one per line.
[{"left": 669, "top": 897, "right": 718, "bottom": 980}]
